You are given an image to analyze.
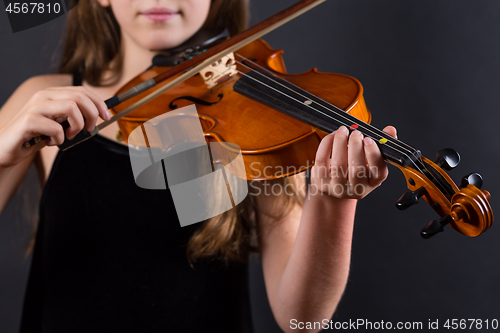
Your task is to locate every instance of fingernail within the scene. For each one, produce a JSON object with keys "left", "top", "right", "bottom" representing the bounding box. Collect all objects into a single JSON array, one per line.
[
  {"left": 364, "top": 137, "right": 374, "bottom": 145},
  {"left": 106, "top": 110, "right": 112, "bottom": 120},
  {"left": 338, "top": 126, "right": 347, "bottom": 132},
  {"left": 352, "top": 130, "right": 362, "bottom": 136}
]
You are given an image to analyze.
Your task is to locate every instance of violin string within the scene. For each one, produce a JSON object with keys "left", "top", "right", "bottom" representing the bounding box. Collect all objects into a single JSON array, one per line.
[
  {"left": 229, "top": 66, "right": 416, "bottom": 164},
  {"left": 230, "top": 56, "right": 419, "bottom": 161},
  {"left": 229, "top": 55, "right": 443, "bottom": 189},
  {"left": 230, "top": 55, "right": 450, "bottom": 193},
  {"left": 233, "top": 54, "right": 418, "bottom": 157}
]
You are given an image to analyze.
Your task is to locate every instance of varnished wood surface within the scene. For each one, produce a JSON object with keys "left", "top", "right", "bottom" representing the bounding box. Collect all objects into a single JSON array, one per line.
[
  {"left": 112, "top": 39, "right": 370, "bottom": 180},
  {"left": 390, "top": 157, "right": 493, "bottom": 237}
]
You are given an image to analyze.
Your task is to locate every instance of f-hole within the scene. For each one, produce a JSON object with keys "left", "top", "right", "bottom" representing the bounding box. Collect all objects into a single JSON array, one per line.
[{"left": 169, "top": 93, "right": 224, "bottom": 110}]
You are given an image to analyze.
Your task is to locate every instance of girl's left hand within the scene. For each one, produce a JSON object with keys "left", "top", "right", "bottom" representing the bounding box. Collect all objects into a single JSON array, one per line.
[{"left": 310, "top": 125, "right": 397, "bottom": 199}]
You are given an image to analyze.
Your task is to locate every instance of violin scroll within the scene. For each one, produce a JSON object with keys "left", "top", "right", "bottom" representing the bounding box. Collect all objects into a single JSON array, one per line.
[
  {"left": 421, "top": 185, "right": 493, "bottom": 238},
  {"left": 390, "top": 148, "right": 493, "bottom": 238},
  {"left": 447, "top": 185, "right": 493, "bottom": 237}
]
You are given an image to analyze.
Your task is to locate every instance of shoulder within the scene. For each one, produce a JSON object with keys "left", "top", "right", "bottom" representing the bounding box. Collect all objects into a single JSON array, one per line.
[
  {"left": 1, "top": 74, "right": 71, "bottom": 118},
  {"left": 1, "top": 74, "right": 73, "bottom": 122},
  {"left": 0, "top": 74, "right": 74, "bottom": 183},
  {"left": 5, "top": 74, "right": 73, "bottom": 107},
  {"left": 17, "top": 74, "right": 73, "bottom": 94}
]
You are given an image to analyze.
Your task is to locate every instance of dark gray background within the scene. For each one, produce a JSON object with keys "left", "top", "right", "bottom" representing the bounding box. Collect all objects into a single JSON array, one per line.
[{"left": 1, "top": 0, "right": 499, "bottom": 332}]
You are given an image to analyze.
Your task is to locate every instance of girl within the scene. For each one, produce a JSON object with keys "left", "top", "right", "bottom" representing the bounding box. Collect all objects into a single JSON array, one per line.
[{"left": 0, "top": 0, "right": 396, "bottom": 332}]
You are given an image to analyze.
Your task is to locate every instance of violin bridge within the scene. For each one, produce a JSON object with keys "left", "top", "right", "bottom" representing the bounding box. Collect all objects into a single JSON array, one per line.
[{"left": 199, "top": 53, "right": 237, "bottom": 89}]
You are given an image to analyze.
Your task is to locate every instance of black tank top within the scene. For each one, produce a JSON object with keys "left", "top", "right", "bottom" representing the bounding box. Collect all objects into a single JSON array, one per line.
[{"left": 19, "top": 74, "right": 253, "bottom": 333}]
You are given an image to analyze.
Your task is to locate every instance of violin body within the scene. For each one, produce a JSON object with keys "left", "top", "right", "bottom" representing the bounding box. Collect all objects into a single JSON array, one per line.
[{"left": 112, "top": 39, "right": 371, "bottom": 180}]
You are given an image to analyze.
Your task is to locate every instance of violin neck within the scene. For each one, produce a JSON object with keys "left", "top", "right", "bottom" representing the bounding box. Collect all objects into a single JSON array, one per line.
[{"left": 234, "top": 70, "right": 421, "bottom": 168}]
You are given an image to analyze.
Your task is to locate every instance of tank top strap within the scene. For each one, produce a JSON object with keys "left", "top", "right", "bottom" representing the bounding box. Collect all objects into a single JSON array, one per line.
[{"left": 72, "top": 69, "right": 83, "bottom": 86}]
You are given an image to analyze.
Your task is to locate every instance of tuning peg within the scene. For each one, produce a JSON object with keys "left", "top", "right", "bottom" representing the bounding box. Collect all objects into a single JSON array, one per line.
[
  {"left": 395, "top": 187, "right": 427, "bottom": 210},
  {"left": 435, "top": 148, "right": 460, "bottom": 170},
  {"left": 420, "top": 214, "right": 453, "bottom": 239},
  {"left": 460, "top": 172, "right": 483, "bottom": 189}
]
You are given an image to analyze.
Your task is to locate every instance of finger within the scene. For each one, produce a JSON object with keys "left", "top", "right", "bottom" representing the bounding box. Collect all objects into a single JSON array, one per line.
[
  {"left": 47, "top": 86, "right": 111, "bottom": 120},
  {"left": 21, "top": 113, "right": 65, "bottom": 146},
  {"left": 44, "top": 88, "right": 106, "bottom": 130},
  {"left": 347, "top": 130, "right": 366, "bottom": 186},
  {"left": 330, "top": 126, "right": 349, "bottom": 184},
  {"left": 382, "top": 125, "right": 397, "bottom": 139},
  {"left": 363, "top": 137, "right": 389, "bottom": 187},
  {"left": 72, "top": 87, "right": 111, "bottom": 121},
  {"left": 73, "top": 87, "right": 110, "bottom": 121},
  {"left": 29, "top": 100, "right": 85, "bottom": 140},
  {"left": 312, "top": 131, "right": 335, "bottom": 179}
]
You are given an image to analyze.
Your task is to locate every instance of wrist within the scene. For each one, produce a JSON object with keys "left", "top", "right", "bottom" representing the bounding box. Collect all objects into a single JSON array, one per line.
[
  {"left": 304, "top": 189, "right": 358, "bottom": 224},
  {"left": 306, "top": 189, "right": 358, "bottom": 206}
]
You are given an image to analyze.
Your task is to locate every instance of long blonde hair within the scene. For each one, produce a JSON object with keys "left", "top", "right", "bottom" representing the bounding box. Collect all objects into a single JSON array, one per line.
[{"left": 58, "top": 0, "right": 304, "bottom": 263}]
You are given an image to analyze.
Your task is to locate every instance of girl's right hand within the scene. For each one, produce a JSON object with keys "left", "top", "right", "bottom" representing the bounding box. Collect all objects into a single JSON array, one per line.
[{"left": 0, "top": 86, "right": 111, "bottom": 168}]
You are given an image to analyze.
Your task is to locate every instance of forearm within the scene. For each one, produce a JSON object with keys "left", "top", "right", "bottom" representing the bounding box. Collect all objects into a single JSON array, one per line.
[
  {"left": 0, "top": 155, "right": 36, "bottom": 215},
  {"left": 0, "top": 164, "right": 13, "bottom": 188},
  {"left": 0, "top": 164, "right": 15, "bottom": 213},
  {"left": 273, "top": 192, "right": 357, "bottom": 332}
]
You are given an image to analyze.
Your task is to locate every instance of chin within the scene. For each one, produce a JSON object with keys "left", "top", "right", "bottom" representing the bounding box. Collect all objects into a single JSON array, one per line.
[{"left": 142, "top": 33, "right": 191, "bottom": 51}]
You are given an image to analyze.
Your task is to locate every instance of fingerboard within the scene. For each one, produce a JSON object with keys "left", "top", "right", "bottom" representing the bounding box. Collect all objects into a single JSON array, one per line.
[{"left": 234, "top": 69, "right": 421, "bottom": 168}]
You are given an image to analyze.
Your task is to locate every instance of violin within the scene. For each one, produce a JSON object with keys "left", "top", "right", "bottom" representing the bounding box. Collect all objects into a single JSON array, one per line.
[{"left": 24, "top": 0, "right": 493, "bottom": 239}]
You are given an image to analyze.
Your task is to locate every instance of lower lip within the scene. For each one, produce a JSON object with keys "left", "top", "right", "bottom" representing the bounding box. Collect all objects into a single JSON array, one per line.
[{"left": 142, "top": 13, "right": 178, "bottom": 22}]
